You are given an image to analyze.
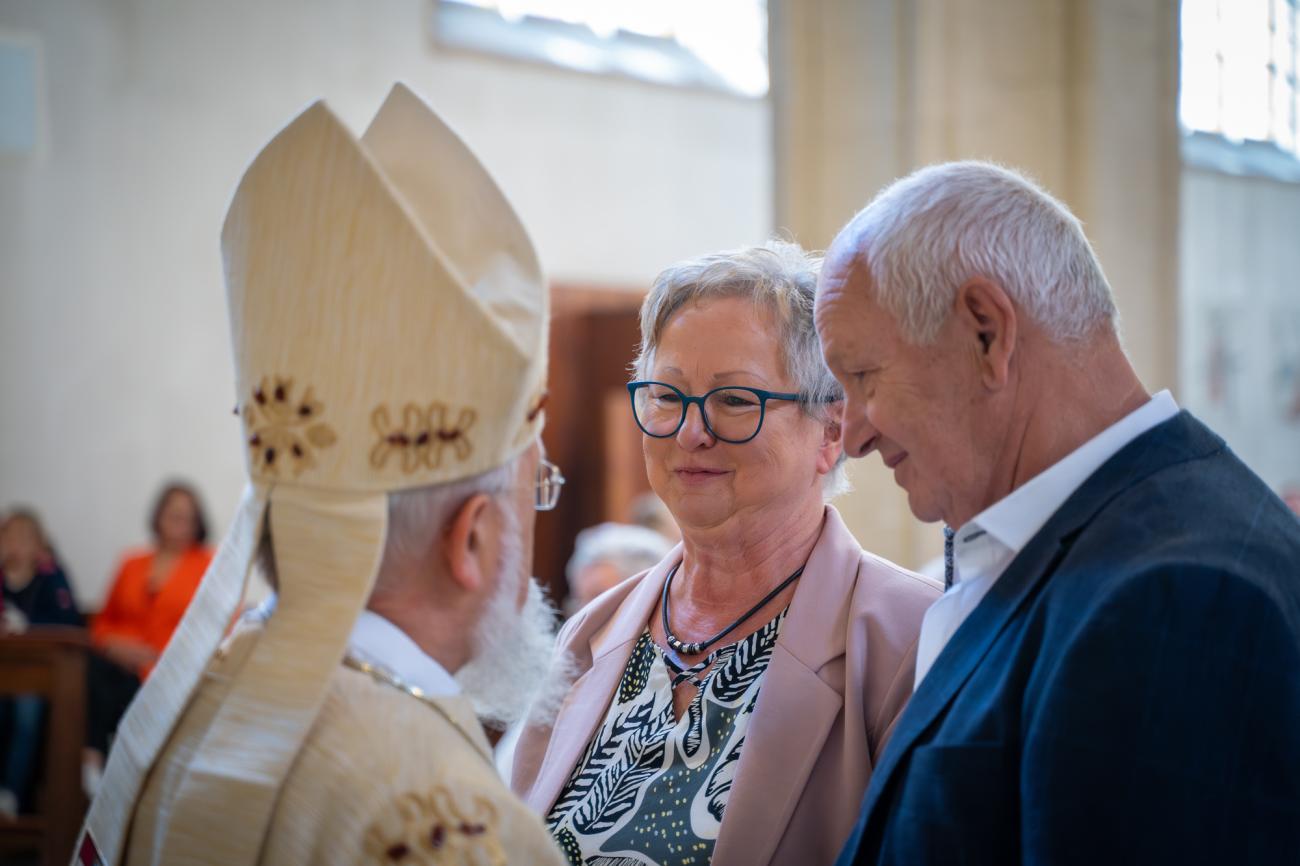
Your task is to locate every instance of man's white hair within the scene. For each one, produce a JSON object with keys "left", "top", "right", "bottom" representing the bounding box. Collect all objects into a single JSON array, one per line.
[
  {"left": 254, "top": 457, "right": 521, "bottom": 592},
  {"left": 378, "top": 456, "right": 521, "bottom": 578},
  {"left": 382, "top": 453, "right": 573, "bottom": 729},
  {"left": 838, "top": 161, "right": 1118, "bottom": 345}
]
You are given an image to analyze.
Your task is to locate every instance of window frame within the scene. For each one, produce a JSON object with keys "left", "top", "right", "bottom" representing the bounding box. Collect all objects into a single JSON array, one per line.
[{"left": 429, "top": 0, "right": 769, "bottom": 100}]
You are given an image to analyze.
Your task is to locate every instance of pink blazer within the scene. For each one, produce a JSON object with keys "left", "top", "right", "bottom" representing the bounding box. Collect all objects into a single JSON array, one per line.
[{"left": 512, "top": 506, "right": 940, "bottom": 866}]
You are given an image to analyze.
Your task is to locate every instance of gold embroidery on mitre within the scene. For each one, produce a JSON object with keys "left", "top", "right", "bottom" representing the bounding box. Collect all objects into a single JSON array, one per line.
[
  {"left": 243, "top": 376, "right": 337, "bottom": 477},
  {"left": 370, "top": 403, "right": 476, "bottom": 473},
  {"left": 363, "top": 787, "right": 505, "bottom": 865}
]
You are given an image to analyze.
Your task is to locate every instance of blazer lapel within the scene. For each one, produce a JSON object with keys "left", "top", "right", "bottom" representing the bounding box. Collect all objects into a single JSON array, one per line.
[
  {"left": 845, "top": 410, "right": 1226, "bottom": 853},
  {"left": 523, "top": 557, "right": 675, "bottom": 815},
  {"left": 712, "top": 647, "right": 842, "bottom": 865},
  {"left": 713, "top": 506, "right": 862, "bottom": 866}
]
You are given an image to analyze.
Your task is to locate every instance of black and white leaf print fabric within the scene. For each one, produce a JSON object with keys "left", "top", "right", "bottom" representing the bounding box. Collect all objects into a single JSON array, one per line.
[
  {"left": 551, "top": 694, "right": 658, "bottom": 822},
  {"left": 547, "top": 611, "right": 787, "bottom": 866},
  {"left": 572, "top": 719, "right": 667, "bottom": 835},
  {"left": 709, "top": 617, "right": 781, "bottom": 705},
  {"left": 704, "top": 735, "right": 744, "bottom": 822},
  {"left": 618, "top": 636, "right": 656, "bottom": 704}
]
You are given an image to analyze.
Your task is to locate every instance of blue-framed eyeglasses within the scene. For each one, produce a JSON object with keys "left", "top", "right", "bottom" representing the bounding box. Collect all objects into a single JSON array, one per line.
[{"left": 627, "top": 381, "right": 837, "bottom": 445}]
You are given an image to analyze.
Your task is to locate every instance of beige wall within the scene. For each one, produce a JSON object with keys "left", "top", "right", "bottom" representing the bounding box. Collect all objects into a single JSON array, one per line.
[
  {"left": 773, "top": 0, "right": 1181, "bottom": 569},
  {"left": 1180, "top": 167, "right": 1300, "bottom": 494},
  {"left": 0, "top": 0, "right": 772, "bottom": 605}
]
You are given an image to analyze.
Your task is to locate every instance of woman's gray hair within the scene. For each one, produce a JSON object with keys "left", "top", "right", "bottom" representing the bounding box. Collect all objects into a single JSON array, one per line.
[
  {"left": 633, "top": 239, "right": 849, "bottom": 499},
  {"left": 839, "top": 160, "right": 1118, "bottom": 345}
]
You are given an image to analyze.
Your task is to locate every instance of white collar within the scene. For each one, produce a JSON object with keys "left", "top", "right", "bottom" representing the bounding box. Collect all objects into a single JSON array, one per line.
[
  {"left": 347, "top": 609, "right": 460, "bottom": 699},
  {"left": 964, "top": 390, "right": 1180, "bottom": 555}
]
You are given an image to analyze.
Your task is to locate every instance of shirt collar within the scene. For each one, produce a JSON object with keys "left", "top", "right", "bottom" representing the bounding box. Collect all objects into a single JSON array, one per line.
[
  {"left": 964, "top": 390, "right": 1179, "bottom": 555},
  {"left": 347, "top": 609, "right": 460, "bottom": 699}
]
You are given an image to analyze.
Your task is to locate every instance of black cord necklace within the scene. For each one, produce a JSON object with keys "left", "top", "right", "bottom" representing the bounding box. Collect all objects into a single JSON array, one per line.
[{"left": 660, "top": 561, "right": 805, "bottom": 656}]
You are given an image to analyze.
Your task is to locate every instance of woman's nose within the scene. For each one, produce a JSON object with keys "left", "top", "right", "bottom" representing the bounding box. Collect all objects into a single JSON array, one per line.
[{"left": 675, "top": 401, "right": 715, "bottom": 449}]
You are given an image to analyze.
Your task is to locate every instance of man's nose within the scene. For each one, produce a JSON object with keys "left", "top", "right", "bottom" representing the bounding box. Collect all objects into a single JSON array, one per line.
[
  {"left": 841, "top": 397, "right": 879, "bottom": 458},
  {"left": 675, "top": 400, "right": 716, "bottom": 450}
]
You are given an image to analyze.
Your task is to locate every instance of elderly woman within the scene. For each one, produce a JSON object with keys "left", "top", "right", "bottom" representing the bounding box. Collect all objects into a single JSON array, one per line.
[
  {"left": 512, "top": 241, "right": 940, "bottom": 866},
  {"left": 85, "top": 481, "right": 214, "bottom": 790}
]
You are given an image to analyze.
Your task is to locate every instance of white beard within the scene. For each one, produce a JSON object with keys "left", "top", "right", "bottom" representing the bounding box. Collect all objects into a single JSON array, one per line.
[{"left": 455, "top": 530, "right": 574, "bottom": 729}]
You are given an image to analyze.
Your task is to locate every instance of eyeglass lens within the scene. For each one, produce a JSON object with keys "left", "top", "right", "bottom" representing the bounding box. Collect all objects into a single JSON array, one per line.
[
  {"left": 633, "top": 385, "right": 764, "bottom": 442},
  {"left": 536, "top": 460, "right": 563, "bottom": 510}
]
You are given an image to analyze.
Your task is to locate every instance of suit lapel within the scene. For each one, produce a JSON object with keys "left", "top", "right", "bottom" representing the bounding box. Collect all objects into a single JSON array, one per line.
[
  {"left": 844, "top": 411, "right": 1226, "bottom": 854},
  {"left": 854, "top": 530, "right": 1070, "bottom": 824}
]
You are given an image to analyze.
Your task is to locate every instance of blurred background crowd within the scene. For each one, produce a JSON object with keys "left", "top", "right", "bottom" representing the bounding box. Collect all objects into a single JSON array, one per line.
[{"left": 2, "top": 0, "right": 1299, "bottom": 862}]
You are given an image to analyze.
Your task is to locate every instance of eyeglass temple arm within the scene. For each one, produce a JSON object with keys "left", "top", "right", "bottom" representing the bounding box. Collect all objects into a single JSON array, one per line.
[{"left": 759, "top": 390, "right": 843, "bottom": 404}]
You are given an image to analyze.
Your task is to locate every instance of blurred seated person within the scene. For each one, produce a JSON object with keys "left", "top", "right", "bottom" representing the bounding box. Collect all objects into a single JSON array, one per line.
[
  {"left": 564, "top": 522, "right": 674, "bottom": 615},
  {"left": 0, "top": 508, "right": 83, "bottom": 817},
  {"left": 84, "top": 482, "right": 213, "bottom": 789}
]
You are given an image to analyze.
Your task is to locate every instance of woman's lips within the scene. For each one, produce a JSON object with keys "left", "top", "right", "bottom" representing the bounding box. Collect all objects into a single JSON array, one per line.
[
  {"left": 674, "top": 467, "right": 729, "bottom": 483},
  {"left": 883, "top": 451, "right": 908, "bottom": 470}
]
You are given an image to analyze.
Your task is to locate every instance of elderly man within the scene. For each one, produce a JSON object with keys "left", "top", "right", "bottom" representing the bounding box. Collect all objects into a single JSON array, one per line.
[
  {"left": 816, "top": 161, "right": 1300, "bottom": 865},
  {"left": 76, "top": 85, "right": 566, "bottom": 866}
]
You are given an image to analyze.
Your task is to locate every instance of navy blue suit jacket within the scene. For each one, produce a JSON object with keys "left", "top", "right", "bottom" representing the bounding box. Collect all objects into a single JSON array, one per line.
[{"left": 837, "top": 411, "right": 1300, "bottom": 865}]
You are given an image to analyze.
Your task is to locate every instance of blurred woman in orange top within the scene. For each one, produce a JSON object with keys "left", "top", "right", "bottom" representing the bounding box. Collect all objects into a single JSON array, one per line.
[{"left": 84, "top": 482, "right": 213, "bottom": 791}]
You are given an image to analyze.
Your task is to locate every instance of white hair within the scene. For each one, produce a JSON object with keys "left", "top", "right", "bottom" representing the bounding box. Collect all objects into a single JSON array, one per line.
[
  {"left": 384, "top": 453, "right": 575, "bottom": 728},
  {"left": 634, "top": 239, "right": 850, "bottom": 499},
  {"left": 836, "top": 161, "right": 1118, "bottom": 345},
  {"left": 378, "top": 457, "right": 521, "bottom": 576},
  {"left": 564, "top": 522, "right": 674, "bottom": 585},
  {"left": 254, "top": 457, "right": 521, "bottom": 592},
  {"left": 456, "top": 571, "right": 573, "bottom": 729}
]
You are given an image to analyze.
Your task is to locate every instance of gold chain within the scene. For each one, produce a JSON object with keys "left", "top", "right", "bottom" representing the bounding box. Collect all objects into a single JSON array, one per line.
[{"left": 341, "top": 655, "right": 493, "bottom": 766}]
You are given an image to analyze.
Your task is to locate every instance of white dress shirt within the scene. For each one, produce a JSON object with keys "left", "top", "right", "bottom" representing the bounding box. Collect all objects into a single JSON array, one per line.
[
  {"left": 347, "top": 609, "right": 461, "bottom": 698},
  {"left": 246, "top": 595, "right": 459, "bottom": 697},
  {"left": 913, "top": 390, "right": 1180, "bottom": 687}
]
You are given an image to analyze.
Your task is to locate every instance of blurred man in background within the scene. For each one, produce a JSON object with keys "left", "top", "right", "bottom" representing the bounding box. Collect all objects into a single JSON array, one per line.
[{"left": 563, "top": 521, "right": 673, "bottom": 615}]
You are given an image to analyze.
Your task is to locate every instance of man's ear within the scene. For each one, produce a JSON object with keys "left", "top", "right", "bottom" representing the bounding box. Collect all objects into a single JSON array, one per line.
[
  {"left": 956, "top": 278, "right": 1017, "bottom": 390},
  {"left": 442, "top": 493, "right": 493, "bottom": 594},
  {"left": 816, "top": 407, "right": 844, "bottom": 474}
]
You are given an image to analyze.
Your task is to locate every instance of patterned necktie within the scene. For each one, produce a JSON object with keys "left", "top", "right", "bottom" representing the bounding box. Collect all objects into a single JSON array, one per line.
[{"left": 943, "top": 524, "right": 955, "bottom": 590}]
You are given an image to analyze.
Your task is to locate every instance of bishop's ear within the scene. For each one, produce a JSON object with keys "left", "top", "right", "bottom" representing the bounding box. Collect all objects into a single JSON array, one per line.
[
  {"left": 957, "top": 278, "right": 1017, "bottom": 390},
  {"left": 442, "top": 492, "right": 493, "bottom": 594}
]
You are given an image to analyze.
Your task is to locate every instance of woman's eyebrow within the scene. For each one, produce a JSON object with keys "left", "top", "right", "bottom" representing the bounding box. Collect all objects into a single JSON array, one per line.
[{"left": 710, "top": 369, "right": 767, "bottom": 382}]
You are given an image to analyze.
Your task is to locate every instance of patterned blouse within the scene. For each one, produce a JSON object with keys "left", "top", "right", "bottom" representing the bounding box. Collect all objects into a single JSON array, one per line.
[{"left": 546, "top": 610, "right": 787, "bottom": 866}]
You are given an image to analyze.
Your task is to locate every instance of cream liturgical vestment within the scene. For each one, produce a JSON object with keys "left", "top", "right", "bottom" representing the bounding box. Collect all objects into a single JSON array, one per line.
[
  {"left": 127, "top": 621, "right": 560, "bottom": 866},
  {"left": 75, "top": 84, "right": 564, "bottom": 866}
]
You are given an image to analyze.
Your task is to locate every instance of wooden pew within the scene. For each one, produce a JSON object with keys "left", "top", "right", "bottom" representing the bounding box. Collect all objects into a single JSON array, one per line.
[{"left": 0, "top": 628, "right": 89, "bottom": 866}]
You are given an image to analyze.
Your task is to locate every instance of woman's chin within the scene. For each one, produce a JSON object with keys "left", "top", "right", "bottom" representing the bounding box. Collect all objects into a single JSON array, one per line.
[{"left": 663, "top": 497, "right": 734, "bottom": 533}]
